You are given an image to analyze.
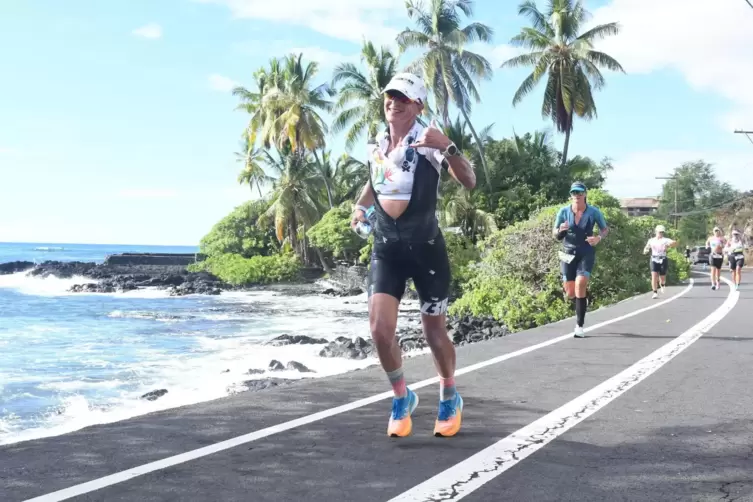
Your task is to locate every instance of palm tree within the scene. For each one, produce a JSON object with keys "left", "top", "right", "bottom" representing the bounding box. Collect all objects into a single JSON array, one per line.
[
  {"left": 234, "top": 54, "right": 333, "bottom": 154},
  {"left": 260, "top": 146, "right": 321, "bottom": 262},
  {"left": 439, "top": 188, "right": 497, "bottom": 242},
  {"left": 333, "top": 155, "right": 369, "bottom": 205},
  {"left": 331, "top": 41, "right": 399, "bottom": 151},
  {"left": 397, "top": 0, "right": 494, "bottom": 191},
  {"left": 263, "top": 53, "right": 334, "bottom": 153},
  {"left": 235, "top": 134, "right": 269, "bottom": 198},
  {"left": 311, "top": 150, "right": 337, "bottom": 209},
  {"left": 500, "top": 0, "right": 624, "bottom": 164},
  {"left": 232, "top": 58, "right": 285, "bottom": 149}
]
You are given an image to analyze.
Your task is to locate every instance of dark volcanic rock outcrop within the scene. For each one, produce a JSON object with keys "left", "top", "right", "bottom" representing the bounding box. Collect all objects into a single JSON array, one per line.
[{"left": 4, "top": 260, "right": 227, "bottom": 296}]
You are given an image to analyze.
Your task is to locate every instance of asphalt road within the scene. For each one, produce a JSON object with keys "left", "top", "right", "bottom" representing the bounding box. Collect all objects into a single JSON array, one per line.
[{"left": 2, "top": 272, "right": 751, "bottom": 502}]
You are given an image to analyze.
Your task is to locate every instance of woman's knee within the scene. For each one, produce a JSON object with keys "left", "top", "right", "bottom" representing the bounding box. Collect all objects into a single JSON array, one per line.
[
  {"left": 574, "top": 278, "right": 589, "bottom": 297},
  {"left": 563, "top": 281, "right": 575, "bottom": 298},
  {"left": 421, "top": 314, "right": 448, "bottom": 344},
  {"left": 369, "top": 293, "right": 399, "bottom": 342}
]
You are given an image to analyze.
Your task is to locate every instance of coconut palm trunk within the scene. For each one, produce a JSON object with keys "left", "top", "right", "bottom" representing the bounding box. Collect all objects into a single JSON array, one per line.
[{"left": 459, "top": 107, "right": 492, "bottom": 192}]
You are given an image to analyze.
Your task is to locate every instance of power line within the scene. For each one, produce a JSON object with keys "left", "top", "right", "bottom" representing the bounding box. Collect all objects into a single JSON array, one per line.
[
  {"left": 734, "top": 129, "right": 753, "bottom": 145},
  {"left": 745, "top": 0, "right": 753, "bottom": 9},
  {"left": 669, "top": 193, "right": 753, "bottom": 217}
]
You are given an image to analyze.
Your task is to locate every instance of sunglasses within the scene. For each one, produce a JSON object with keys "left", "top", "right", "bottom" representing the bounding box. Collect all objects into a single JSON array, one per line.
[
  {"left": 570, "top": 191, "right": 585, "bottom": 196},
  {"left": 385, "top": 91, "right": 414, "bottom": 104}
]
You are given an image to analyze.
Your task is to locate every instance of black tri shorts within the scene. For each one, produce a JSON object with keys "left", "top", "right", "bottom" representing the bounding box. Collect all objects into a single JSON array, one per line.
[
  {"left": 729, "top": 253, "right": 745, "bottom": 270},
  {"left": 559, "top": 247, "right": 595, "bottom": 282},
  {"left": 650, "top": 255, "right": 669, "bottom": 275},
  {"left": 709, "top": 253, "right": 724, "bottom": 269},
  {"left": 367, "top": 232, "right": 450, "bottom": 316}
]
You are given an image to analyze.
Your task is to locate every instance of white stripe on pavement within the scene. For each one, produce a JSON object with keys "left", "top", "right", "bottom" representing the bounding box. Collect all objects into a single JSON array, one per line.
[
  {"left": 23, "top": 280, "right": 696, "bottom": 502},
  {"left": 388, "top": 275, "right": 737, "bottom": 502}
]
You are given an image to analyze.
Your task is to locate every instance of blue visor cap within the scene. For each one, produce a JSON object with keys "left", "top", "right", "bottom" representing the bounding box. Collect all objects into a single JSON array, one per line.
[{"left": 569, "top": 182, "right": 587, "bottom": 193}]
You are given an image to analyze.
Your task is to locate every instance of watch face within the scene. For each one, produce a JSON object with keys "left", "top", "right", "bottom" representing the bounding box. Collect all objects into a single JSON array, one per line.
[{"left": 447, "top": 144, "right": 458, "bottom": 156}]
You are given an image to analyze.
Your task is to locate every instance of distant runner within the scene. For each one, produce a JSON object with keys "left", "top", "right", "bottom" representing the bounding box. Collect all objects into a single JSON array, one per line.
[
  {"left": 553, "top": 182, "right": 609, "bottom": 338},
  {"left": 705, "top": 227, "right": 726, "bottom": 290},
  {"left": 724, "top": 229, "right": 745, "bottom": 290},
  {"left": 350, "top": 72, "right": 476, "bottom": 438},
  {"left": 643, "top": 225, "right": 677, "bottom": 299}
]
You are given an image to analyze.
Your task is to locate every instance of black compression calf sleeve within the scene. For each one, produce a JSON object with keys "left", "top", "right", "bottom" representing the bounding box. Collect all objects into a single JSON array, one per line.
[
  {"left": 556, "top": 230, "right": 568, "bottom": 241},
  {"left": 576, "top": 297, "right": 587, "bottom": 327}
]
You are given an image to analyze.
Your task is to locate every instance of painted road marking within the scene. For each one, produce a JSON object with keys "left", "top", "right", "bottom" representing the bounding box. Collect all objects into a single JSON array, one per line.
[
  {"left": 23, "top": 280, "right": 697, "bottom": 502},
  {"left": 388, "top": 275, "right": 737, "bottom": 501}
]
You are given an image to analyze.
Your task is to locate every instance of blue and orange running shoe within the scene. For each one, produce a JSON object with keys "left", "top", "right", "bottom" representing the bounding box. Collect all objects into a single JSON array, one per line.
[
  {"left": 434, "top": 392, "right": 463, "bottom": 437},
  {"left": 387, "top": 389, "right": 419, "bottom": 437}
]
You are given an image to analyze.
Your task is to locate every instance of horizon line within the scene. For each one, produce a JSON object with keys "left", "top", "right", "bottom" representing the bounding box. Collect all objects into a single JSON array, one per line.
[{"left": 0, "top": 241, "right": 199, "bottom": 248}]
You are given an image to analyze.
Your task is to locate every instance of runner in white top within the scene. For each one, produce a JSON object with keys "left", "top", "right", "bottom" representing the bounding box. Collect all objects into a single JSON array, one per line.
[
  {"left": 724, "top": 229, "right": 746, "bottom": 290},
  {"left": 643, "top": 224, "right": 677, "bottom": 298},
  {"left": 705, "top": 227, "right": 726, "bottom": 290}
]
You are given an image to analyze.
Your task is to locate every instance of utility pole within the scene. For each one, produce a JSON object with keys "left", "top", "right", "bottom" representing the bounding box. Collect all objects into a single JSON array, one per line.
[
  {"left": 734, "top": 129, "right": 753, "bottom": 145},
  {"left": 656, "top": 175, "right": 679, "bottom": 229}
]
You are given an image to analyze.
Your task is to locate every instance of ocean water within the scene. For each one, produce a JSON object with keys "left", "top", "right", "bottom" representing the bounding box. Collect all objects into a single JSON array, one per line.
[
  {"left": 0, "top": 241, "right": 200, "bottom": 264},
  {"left": 0, "top": 243, "right": 418, "bottom": 446}
]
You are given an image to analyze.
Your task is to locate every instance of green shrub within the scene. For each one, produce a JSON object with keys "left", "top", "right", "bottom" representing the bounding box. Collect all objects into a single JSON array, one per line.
[
  {"left": 306, "top": 202, "right": 365, "bottom": 262},
  {"left": 189, "top": 252, "right": 301, "bottom": 286},
  {"left": 444, "top": 232, "right": 481, "bottom": 296},
  {"left": 358, "top": 239, "right": 373, "bottom": 264},
  {"left": 198, "top": 200, "right": 278, "bottom": 258}
]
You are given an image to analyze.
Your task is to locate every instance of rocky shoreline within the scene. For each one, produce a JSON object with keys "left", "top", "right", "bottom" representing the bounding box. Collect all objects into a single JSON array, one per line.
[
  {"left": 0, "top": 259, "right": 364, "bottom": 297},
  {"left": 0, "top": 260, "right": 229, "bottom": 296},
  {"left": 137, "top": 315, "right": 511, "bottom": 402}
]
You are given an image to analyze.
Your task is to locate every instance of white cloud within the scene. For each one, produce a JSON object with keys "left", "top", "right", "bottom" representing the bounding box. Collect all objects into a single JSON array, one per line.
[
  {"left": 132, "top": 23, "right": 163, "bottom": 39},
  {"left": 194, "top": 0, "right": 402, "bottom": 44},
  {"left": 0, "top": 147, "right": 19, "bottom": 155},
  {"left": 467, "top": 43, "right": 521, "bottom": 68},
  {"left": 208, "top": 74, "right": 240, "bottom": 92},
  {"left": 588, "top": 0, "right": 753, "bottom": 131},
  {"left": 604, "top": 150, "right": 753, "bottom": 198},
  {"left": 118, "top": 189, "right": 178, "bottom": 199},
  {"left": 288, "top": 46, "right": 358, "bottom": 68}
]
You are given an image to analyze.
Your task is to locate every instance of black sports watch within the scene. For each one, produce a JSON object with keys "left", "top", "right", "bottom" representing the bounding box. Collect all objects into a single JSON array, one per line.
[{"left": 442, "top": 142, "right": 459, "bottom": 157}]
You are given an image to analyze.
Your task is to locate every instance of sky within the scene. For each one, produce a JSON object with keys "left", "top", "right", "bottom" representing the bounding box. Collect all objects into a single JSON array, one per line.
[{"left": 0, "top": 0, "right": 751, "bottom": 246}]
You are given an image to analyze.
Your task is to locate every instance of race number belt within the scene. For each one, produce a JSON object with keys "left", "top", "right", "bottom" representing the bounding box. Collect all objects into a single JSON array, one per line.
[
  {"left": 651, "top": 255, "right": 666, "bottom": 263},
  {"left": 558, "top": 251, "right": 575, "bottom": 264},
  {"left": 711, "top": 253, "right": 723, "bottom": 259},
  {"left": 734, "top": 253, "right": 744, "bottom": 260}
]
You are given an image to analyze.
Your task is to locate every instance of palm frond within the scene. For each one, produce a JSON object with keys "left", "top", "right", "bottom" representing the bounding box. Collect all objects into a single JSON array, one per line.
[
  {"left": 500, "top": 51, "right": 544, "bottom": 70},
  {"left": 576, "top": 22, "right": 620, "bottom": 43},
  {"left": 585, "top": 50, "right": 625, "bottom": 73},
  {"left": 510, "top": 27, "right": 554, "bottom": 51},
  {"left": 518, "top": 0, "right": 550, "bottom": 34},
  {"left": 396, "top": 29, "right": 432, "bottom": 50},
  {"left": 462, "top": 22, "right": 494, "bottom": 43}
]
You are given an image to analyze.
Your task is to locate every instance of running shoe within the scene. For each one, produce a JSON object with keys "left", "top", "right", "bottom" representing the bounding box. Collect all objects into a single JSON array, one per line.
[
  {"left": 434, "top": 392, "right": 463, "bottom": 437},
  {"left": 574, "top": 326, "right": 585, "bottom": 338},
  {"left": 387, "top": 389, "right": 419, "bottom": 437},
  {"left": 652, "top": 292, "right": 658, "bottom": 299}
]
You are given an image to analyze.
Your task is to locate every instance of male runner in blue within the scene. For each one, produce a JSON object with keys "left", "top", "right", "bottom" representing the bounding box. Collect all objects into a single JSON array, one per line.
[{"left": 553, "top": 182, "right": 609, "bottom": 337}]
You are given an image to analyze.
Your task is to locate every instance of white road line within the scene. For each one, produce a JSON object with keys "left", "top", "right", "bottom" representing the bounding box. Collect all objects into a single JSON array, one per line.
[
  {"left": 23, "top": 280, "right": 696, "bottom": 502},
  {"left": 388, "top": 275, "right": 737, "bottom": 502}
]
